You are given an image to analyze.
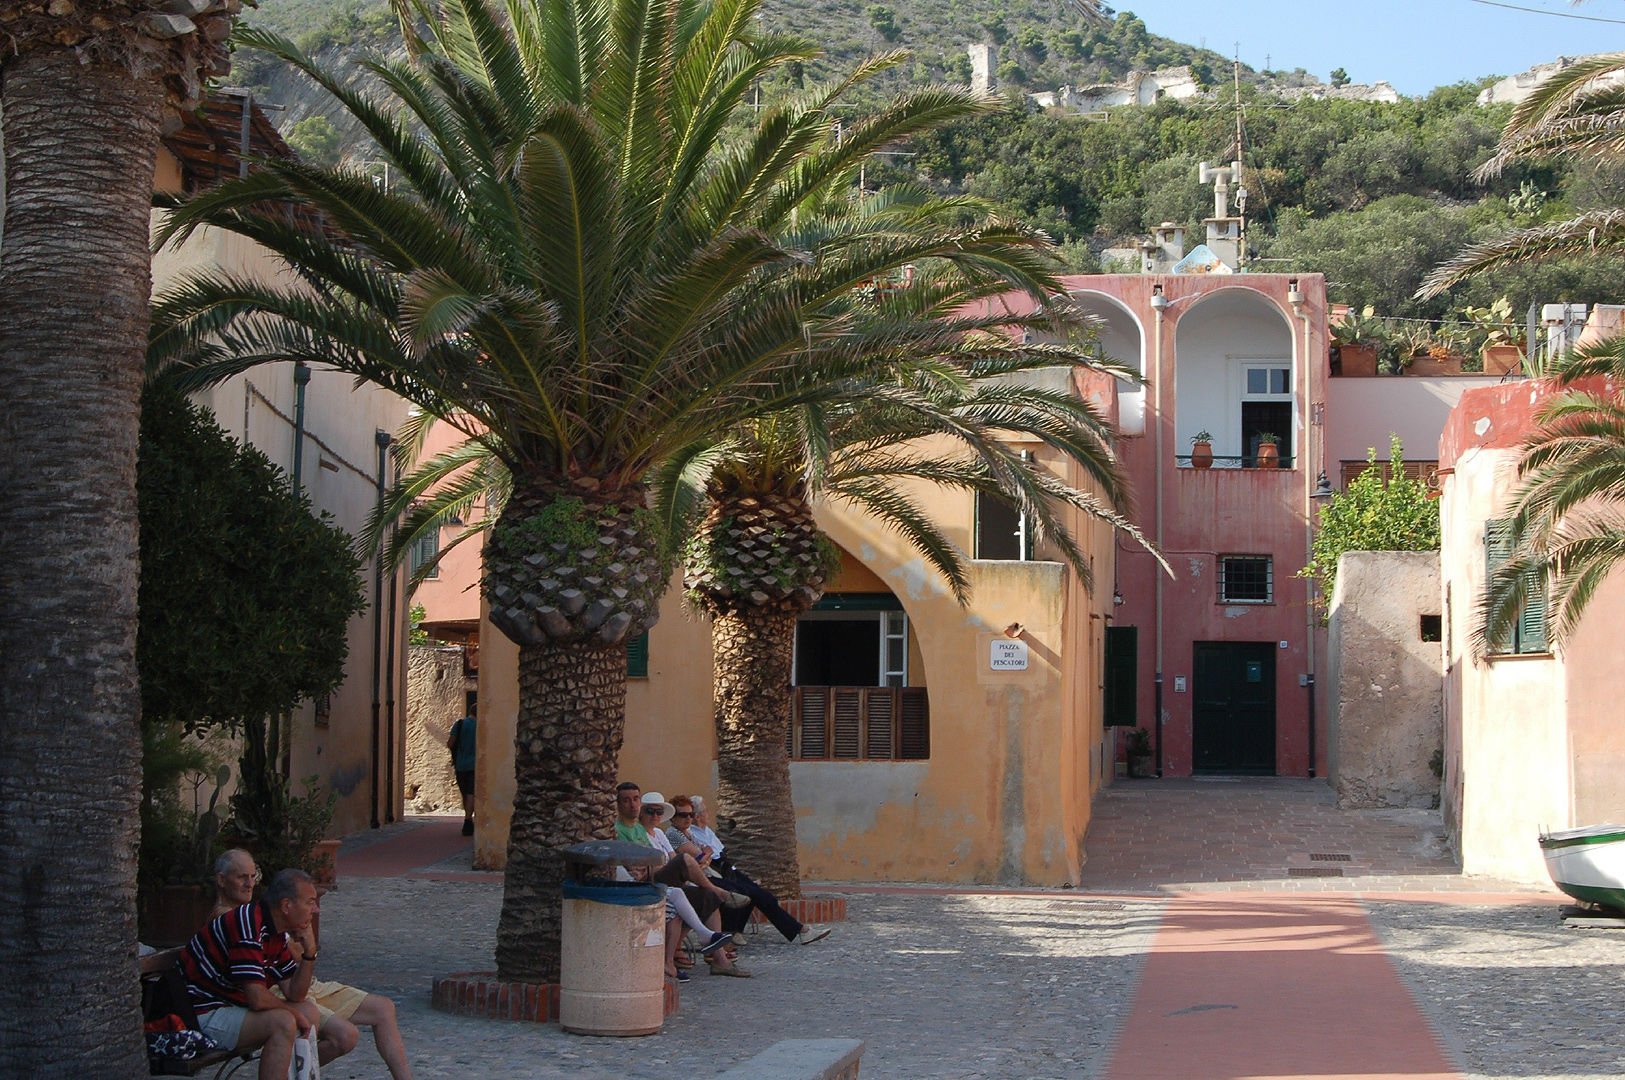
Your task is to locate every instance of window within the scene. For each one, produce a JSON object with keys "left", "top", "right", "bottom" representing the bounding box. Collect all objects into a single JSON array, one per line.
[
  {"left": 1242, "top": 364, "right": 1293, "bottom": 467},
  {"left": 1484, "top": 520, "right": 1547, "bottom": 655},
  {"left": 1419, "top": 615, "right": 1442, "bottom": 643},
  {"left": 409, "top": 530, "right": 440, "bottom": 580},
  {"left": 626, "top": 631, "right": 649, "bottom": 678},
  {"left": 793, "top": 604, "right": 908, "bottom": 687},
  {"left": 1219, "top": 556, "right": 1273, "bottom": 604},
  {"left": 975, "top": 491, "right": 1033, "bottom": 560}
]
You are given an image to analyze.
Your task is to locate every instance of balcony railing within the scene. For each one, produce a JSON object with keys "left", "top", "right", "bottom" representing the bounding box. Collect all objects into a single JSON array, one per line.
[
  {"left": 1176, "top": 454, "right": 1296, "bottom": 470},
  {"left": 789, "top": 686, "right": 929, "bottom": 761}
]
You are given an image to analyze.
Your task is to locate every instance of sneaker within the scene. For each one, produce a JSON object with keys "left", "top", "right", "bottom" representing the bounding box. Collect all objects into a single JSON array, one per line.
[
  {"left": 797, "top": 925, "right": 831, "bottom": 945},
  {"left": 461, "top": 819, "right": 473, "bottom": 836},
  {"left": 698, "top": 931, "right": 733, "bottom": 957},
  {"left": 673, "top": 967, "right": 691, "bottom": 984}
]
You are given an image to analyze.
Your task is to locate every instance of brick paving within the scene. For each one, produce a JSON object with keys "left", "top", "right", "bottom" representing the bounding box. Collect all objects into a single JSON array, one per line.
[{"left": 306, "top": 782, "right": 1619, "bottom": 1079}]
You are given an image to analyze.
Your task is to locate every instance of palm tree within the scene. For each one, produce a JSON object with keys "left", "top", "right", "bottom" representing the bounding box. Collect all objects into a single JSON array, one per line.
[
  {"left": 0, "top": 6, "right": 236, "bottom": 1071},
  {"left": 149, "top": 0, "right": 1100, "bottom": 981},
  {"left": 1420, "top": 53, "right": 1625, "bottom": 650}
]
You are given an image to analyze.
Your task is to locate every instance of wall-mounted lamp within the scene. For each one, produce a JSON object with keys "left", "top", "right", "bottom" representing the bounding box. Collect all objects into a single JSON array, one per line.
[
  {"left": 1311, "top": 472, "right": 1335, "bottom": 499},
  {"left": 1113, "top": 591, "right": 1125, "bottom": 606},
  {"left": 1003, "top": 622, "right": 1025, "bottom": 639},
  {"left": 1287, "top": 277, "right": 1305, "bottom": 310},
  {"left": 1150, "top": 283, "right": 1169, "bottom": 312}
]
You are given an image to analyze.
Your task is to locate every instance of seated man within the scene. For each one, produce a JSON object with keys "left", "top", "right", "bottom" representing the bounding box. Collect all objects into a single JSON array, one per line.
[
  {"left": 672, "top": 795, "right": 830, "bottom": 946},
  {"left": 179, "top": 868, "right": 340, "bottom": 1080},
  {"left": 209, "top": 850, "right": 414, "bottom": 1080}
]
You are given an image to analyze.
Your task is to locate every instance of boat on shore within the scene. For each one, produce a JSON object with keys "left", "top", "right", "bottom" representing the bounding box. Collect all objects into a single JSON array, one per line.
[{"left": 1539, "top": 824, "right": 1625, "bottom": 910}]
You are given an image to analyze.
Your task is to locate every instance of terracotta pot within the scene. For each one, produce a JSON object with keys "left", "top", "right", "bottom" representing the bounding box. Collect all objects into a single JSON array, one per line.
[
  {"left": 1190, "top": 441, "right": 1213, "bottom": 469},
  {"left": 1407, "top": 354, "right": 1462, "bottom": 376},
  {"left": 1483, "top": 343, "right": 1523, "bottom": 375},
  {"left": 310, "top": 840, "right": 341, "bottom": 890},
  {"left": 139, "top": 883, "right": 215, "bottom": 947},
  {"left": 1255, "top": 442, "right": 1280, "bottom": 469},
  {"left": 1335, "top": 343, "right": 1378, "bottom": 376}
]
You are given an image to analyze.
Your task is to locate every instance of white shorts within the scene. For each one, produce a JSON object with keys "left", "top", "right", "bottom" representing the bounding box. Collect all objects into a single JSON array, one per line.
[{"left": 196, "top": 1005, "right": 248, "bottom": 1050}]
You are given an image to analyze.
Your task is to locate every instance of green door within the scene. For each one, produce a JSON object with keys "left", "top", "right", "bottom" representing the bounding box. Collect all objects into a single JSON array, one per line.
[{"left": 1192, "top": 641, "right": 1276, "bottom": 774}]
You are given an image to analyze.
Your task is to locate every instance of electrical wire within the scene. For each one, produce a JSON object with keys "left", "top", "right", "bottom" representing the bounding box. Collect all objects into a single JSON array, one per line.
[{"left": 1465, "top": 0, "right": 1625, "bottom": 23}]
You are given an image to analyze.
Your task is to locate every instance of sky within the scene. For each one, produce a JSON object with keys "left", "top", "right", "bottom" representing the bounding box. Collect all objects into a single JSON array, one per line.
[{"left": 1119, "top": 0, "right": 1625, "bottom": 96}]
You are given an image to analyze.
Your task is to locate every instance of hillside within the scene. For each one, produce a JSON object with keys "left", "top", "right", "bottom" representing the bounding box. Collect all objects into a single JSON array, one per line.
[{"left": 225, "top": 2, "right": 1625, "bottom": 323}]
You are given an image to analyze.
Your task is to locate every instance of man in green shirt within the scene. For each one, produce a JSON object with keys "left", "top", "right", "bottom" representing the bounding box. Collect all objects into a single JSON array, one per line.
[{"left": 613, "top": 782, "right": 647, "bottom": 844}]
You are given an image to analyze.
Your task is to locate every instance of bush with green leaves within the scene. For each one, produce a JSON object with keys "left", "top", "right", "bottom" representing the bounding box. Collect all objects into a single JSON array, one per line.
[
  {"left": 137, "top": 383, "right": 363, "bottom": 881},
  {"left": 1300, "top": 437, "right": 1441, "bottom": 616},
  {"left": 137, "top": 382, "right": 367, "bottom": 734}
]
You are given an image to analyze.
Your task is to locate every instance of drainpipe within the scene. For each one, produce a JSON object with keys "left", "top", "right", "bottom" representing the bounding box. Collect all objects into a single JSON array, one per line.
[
  {"left": 370, "top": 430, "right": 391, "bottom": 828},
  {"left": 290, "top": 362, "right": 310, "bottom": 496},
  {"left": 383, "top": 515, "right": 400, "bottom": 825},
  {"left": 1289, "top": 279, "right": 1318, "bottom": 779},
  {"left": 1150, "top": 284, "right": 1169, "bottom": 777}
]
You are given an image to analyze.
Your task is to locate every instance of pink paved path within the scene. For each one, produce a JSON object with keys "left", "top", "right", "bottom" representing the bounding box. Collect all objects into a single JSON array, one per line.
[
  {"left": 1104, "top": 895, "right": 1459, "bottom": 1080},
  {"left": 338, "top": 818, "right": 472, "bottom": 877}
]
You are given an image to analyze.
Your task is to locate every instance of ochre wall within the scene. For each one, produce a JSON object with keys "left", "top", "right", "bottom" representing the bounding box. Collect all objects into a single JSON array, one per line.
[{"left": 474, "top": 453, "right": 1115, "bottom": 884}]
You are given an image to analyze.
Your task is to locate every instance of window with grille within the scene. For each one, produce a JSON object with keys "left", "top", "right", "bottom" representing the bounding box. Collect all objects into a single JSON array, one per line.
[
  {"left": 1219, "top": 556, "right": 1272, "bottom": 604},
  {"left": 1484, "top": 519, "right": 1548, "bottom": 655},
  {"left": 408, "top": 530, "right": 440, "bottom": 579}
]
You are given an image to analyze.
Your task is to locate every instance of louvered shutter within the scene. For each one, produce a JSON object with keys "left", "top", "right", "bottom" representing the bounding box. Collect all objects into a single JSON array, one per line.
[
  {"left": 830, "top": 689, "right": 862, "bottom": 758},
  {"left": 1484, "top": 520, "right": 1514, "bottom": 654},
  {"left": 864, "top": 690, "right": 895, "bottom": 759},
  {"left": 899, "top": 689, "right": 930, "bottom": 759}
]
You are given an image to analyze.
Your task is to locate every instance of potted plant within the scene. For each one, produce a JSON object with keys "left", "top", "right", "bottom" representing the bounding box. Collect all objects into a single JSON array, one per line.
[
  {"left": 137, "top": 722, "right": 232, "bottom": 946},
  {"left": 1331, "top": 307, "right": 1382, "bottom": 376},
  {"left": 1254, "top": 431, "right": 1281, "bottom": 469},
  {"left": 1464, "top": 296, "right": 1526, "bottom": 375},
  {"left": 1190, "top": 430, "right": 1215, "bottom": 469},
  {"left": 1125, "top": 726, "right": 1155, "bottom": 778}
]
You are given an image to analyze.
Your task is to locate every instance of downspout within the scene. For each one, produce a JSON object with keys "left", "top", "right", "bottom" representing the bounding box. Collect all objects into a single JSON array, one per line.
[
  {"left": 290, "top": 362, "right": 310, "bottom": 496},
  {"left": 383, "top": 511, "right": 400, "bottom": 825},
  {"left": 1150, "top": 284, "right": 1169, "bottom": 777},
  {"left": 1289, "top": 280, "right": 1318, "bottom": 779},
  {"left": 370, "top": 430, "right": 391, "bottom": 828}
]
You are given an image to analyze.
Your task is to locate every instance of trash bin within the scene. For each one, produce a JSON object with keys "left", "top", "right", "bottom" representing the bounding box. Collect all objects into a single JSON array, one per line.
[{"left": 558, "top": 840, "right": 669, "bottom": 1036}]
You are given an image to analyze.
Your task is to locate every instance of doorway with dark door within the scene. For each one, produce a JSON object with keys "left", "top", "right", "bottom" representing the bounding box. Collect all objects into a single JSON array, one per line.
[{"left": 1191, "top": 641, "right": 1276, "bottom": 774}]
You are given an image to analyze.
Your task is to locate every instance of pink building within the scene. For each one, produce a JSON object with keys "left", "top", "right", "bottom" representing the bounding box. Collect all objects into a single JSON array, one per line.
[{"left": 1056, "top": 274, "right": 1333, "bottom": 777}]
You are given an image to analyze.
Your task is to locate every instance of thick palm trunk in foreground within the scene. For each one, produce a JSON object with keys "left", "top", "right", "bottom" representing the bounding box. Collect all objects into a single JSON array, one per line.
[
  {"left": 0, "top": 50, "right": 162, "bottom": 1077},
  {"left": 711, "top": 607, "right": 803, "bottom": 900},
  {"left": 495, "top": 640, "right": 627, "bottom": 982}
]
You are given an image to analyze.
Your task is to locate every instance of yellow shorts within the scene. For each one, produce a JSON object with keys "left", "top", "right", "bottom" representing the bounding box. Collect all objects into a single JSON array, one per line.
[{"left": 273, "top": 979, "right": 369, "bottom": 1021}]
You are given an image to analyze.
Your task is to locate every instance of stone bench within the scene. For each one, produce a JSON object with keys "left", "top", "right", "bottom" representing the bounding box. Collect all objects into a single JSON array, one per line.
[{"left": 714, "top": 1038, "right": 865, "bottom": 1080}]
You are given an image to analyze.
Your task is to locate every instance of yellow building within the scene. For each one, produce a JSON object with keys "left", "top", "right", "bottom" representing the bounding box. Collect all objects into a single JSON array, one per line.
[{"left": 466, "top": 371, "right": 1123, "bottom": 888}]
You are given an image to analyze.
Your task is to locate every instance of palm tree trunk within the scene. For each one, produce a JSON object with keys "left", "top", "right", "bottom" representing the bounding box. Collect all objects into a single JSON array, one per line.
[
  {"left": 0, "top": 48, "right": 162, "bottom": 1077},
  {"left": 494, "top": 637, "right": 627, "bottom": 983},
  {"left": 712, "top": 607, "right": 802, "bottom": 900}
]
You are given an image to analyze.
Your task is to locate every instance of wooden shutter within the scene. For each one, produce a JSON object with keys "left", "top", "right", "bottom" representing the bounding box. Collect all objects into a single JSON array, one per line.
[
  {"left": 1519, "top": 569, "right": 1548, "bottom": 654},
  {"left": 1484, "top": 519, "right": 1514, "bottom": 654},
  {"left": 898, "top": 688, "right": 930, "bottom": 759},
  {"left": 626, "top": 632, "right": 649, "bottom": 678},
  {"left": 830, "top": 689, "right": 862, "bottom": 758},
  {"left": 797, "top": 687, "right": 829, "bottom": 759},
  {"left": 864, "top": 690, "right": 895, "bottom": 759},
  {"left": 1103, "top": 626, "right": 1138, "bottom": 727}
]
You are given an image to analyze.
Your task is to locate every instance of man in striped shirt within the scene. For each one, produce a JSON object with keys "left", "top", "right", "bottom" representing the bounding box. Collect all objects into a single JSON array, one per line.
[{"left": 180, "top": 868, "right": 351, "bottom": 1078}]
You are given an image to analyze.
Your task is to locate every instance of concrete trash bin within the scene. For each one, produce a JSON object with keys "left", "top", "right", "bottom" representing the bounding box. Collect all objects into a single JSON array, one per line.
[{"left": 558, "top": 841, "right": 669, "bottom": 1037}]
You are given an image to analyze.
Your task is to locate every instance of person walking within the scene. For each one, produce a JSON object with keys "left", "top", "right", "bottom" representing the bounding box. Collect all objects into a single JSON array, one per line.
[{"left": 447, "top": 697, "right": 477, "bottom": 836}]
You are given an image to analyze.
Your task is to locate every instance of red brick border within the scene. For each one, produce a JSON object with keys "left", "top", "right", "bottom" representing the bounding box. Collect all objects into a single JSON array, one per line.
[
  {"left": 430, "top": 973, "right": 677, "bottom": 1022},
  {"left": 750, "top": 896, "right": 847, "bottom": 926}
]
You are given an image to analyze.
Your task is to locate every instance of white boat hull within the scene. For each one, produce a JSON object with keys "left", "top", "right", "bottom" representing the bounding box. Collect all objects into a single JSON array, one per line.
[{"left": 1539, "top": 824, "right": 1625, "bottom": 909}]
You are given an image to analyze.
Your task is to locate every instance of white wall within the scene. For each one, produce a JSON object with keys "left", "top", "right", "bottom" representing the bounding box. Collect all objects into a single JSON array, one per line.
[
  {"left": 1173, "top": 290, "right": 1294, "bottom": 459},
  {"left": 1327, "top": 376, "right": 1501, "bottom": 469},
  {"left": 1069, "top": 291, "right": 1146, "bottom": 436}
]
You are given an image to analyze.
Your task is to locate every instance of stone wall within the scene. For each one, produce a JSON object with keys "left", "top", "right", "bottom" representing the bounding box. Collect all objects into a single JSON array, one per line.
[
  {"left": 406, "top": 645, "right": 475, "bottom": 813},
  {"left": 1327, "top": 551, "right": 1443, "bottom": 809}
]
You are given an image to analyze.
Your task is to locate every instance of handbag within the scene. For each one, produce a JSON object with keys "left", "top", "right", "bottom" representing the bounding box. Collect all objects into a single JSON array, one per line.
[{"left": 289, "top": 1032, "right": 320, "bottom": 1080}]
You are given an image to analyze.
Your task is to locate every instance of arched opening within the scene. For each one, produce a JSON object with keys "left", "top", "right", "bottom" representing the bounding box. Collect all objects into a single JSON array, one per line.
[
  {"left": 1067, "top": 289, "right": 1147, "bottom": 436},
  {"left": 1173, "top": 289, "right": 1296, "bottom": 466}
]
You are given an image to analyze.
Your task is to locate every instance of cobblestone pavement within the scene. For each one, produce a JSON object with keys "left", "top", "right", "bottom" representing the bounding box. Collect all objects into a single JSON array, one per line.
[
  {"left": 1076, "top": 777, "right": 1540, "bottom": 893},
  {"left": 1369, "top": 899, "right": 1625, "bottom": 1080},
  {"left": 315, "top": 878, "right": 1162, "bottom": 1080}
]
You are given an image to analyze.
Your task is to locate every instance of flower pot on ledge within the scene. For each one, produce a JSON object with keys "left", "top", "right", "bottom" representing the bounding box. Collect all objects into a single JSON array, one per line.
[
  {"left": 1407, "top": 354, "right": 1462, "bottom": 376},
  {"left": 1255, "top": 442, "right": 1280, "bottom": 469},
  {"left": 1334, "top": 343, "right": 1378, "bottom": 376},
  {"left": 1190, "top": 441, "right": 1213, "bottom": 469},
  {"left": 1483, "top": 344, "right": 1523, "bottom": 375}
]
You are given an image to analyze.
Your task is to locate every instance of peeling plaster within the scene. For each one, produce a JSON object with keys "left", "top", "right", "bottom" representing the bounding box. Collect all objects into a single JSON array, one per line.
[
  {"left": 1186, "top": 557, "right": 1205, "bottom": 578},
  {"left": 891, "top": 557, "right": 951, "bottom": 602},
  {"left": 1222, "top": 605, "right": 1251, "bottom": 619},
  {"left": 1473, "top": 416, "right": 1492, "bottom": 437}
]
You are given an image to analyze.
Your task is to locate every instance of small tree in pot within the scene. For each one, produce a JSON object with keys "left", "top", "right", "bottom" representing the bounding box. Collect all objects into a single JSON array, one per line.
[
  {"left": 1254, "top": 432, "right": 1281, "bottom": 469},
  {"left": 1190, "top": 430, "right": 1215, "bottom": 469},
  {"left": 1126, "top": 726, "right": 1155, "bottom": 778}
]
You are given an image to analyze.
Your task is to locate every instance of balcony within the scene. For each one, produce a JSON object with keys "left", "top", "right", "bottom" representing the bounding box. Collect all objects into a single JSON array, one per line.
[
  {"left": 1176, "top": 454, "right": 1297, "bottom": 470},
  {"left": 789, "top": 686, "right": 929, "bottom": 761}
]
